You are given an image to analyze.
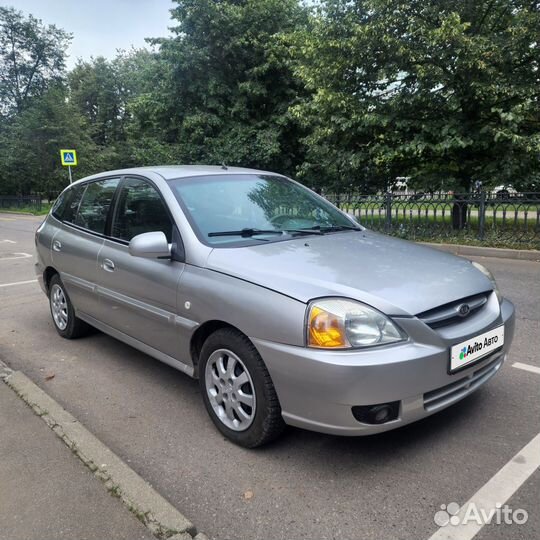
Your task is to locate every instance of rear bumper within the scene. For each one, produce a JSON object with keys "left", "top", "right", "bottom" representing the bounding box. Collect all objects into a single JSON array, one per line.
[{"left": 253, "top": 298, "right": 515, "bottom": 436}]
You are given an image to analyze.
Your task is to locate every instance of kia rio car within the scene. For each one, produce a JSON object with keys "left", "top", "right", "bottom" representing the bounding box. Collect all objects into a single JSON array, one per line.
[{"left": 35, "top": 166, "right": 515, "bottom": 447}]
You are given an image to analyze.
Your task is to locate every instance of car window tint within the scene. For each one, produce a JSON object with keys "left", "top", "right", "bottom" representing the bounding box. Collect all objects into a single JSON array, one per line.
[
  {"left": 73, "top": 179, "right": 120, "bottom": 234},
  {"left": 112, "top": 178, "right": 172, "bottom": 242},
  {"left": 62, "top": 184, "right": 86, "bottom": 223},
  {"left": 51, "top": 190, "right": 70, "bottom": 220}
]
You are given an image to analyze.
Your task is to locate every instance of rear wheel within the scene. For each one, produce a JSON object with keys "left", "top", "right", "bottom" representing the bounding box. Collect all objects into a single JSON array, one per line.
[
  {"left": 199, "top": 328, "right": 285, "bottom": 448},
  {"left": 48, "top": 274, "right": 90, "bottom": 339}
]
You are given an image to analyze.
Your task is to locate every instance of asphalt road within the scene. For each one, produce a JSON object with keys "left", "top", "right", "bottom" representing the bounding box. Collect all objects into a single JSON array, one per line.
[{"left": 0, "top": 212, "right": 538, "bottom": 540}]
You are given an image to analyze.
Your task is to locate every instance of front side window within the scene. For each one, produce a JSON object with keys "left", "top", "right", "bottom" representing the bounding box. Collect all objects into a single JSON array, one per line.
[
  {"left": 111, "top": 178, "right": 173, "bottom": 242},
  {"left": 169, "top": 174, "right": 356, "bottom": 246},
  {"left": 73, "top": 178, "right": 120, "bottom": 234}
]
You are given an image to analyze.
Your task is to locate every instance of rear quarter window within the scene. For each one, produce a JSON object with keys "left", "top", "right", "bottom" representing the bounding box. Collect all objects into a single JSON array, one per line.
[
  {"left": 52, "top": 184, "right": 86, "bottom": 223},
  {"left": 51, "top": 190, "right": 70, "bottom": 220}
]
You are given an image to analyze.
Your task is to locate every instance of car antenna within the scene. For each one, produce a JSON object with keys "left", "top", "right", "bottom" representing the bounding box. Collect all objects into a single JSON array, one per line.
[{"left": 221, "top": 162, "right": 228, "bottom": 170}]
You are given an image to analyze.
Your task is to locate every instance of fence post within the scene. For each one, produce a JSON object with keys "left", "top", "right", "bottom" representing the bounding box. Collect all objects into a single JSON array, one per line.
[
  {"left": 385, "top": 192, "right": 392, "bottom": 233},
  {"left": 478, "top": 190, "right": 486, "bottom": 242}
]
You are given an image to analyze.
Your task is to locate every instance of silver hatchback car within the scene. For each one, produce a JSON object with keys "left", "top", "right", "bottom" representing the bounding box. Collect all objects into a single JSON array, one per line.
[{"left": 35, "top": 166, "right": 515, "bottom": 447}]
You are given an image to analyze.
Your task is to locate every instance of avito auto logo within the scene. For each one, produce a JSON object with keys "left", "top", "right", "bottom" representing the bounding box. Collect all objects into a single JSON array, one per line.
[{"left": 459, "top": 335, "right": 499, "bottom": 361}]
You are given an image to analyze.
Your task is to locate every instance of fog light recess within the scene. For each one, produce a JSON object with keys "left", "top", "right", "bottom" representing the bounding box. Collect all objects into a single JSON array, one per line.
[{"left": 351, "top": 401, "right": 400, "bottom": 425}]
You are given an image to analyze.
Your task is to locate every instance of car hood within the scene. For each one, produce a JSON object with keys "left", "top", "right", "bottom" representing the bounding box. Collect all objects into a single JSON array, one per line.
[{"left": 205, "top": 230, "right": 493, "bottom": 316}]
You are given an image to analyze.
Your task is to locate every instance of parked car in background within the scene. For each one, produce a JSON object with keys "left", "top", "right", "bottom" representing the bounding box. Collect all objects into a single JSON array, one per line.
[
  {"left": 492, "top": 184, "right": 518, "bottom": 199},
  {"left": 35, "top": 166, "right": 515, "bottom": 447}
]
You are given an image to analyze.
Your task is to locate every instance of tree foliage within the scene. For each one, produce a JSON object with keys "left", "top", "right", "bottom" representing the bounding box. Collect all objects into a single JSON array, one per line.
[
  {"left": 0, "top": 1, "right": 539, "bottom": 198},
  {"left": 0, "top": 6, "right": 71, "bottom": 116},
  {"left": 136, "top": 0, "right": 310, "bottom": 174},
  {"left": 292, "top": 0, "right": 540, "bottom": 191}
]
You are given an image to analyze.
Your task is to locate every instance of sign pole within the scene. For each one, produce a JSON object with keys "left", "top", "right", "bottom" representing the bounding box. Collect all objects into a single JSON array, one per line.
[{"left": 68, "top": 165, "right": 73, "bottom": 184}]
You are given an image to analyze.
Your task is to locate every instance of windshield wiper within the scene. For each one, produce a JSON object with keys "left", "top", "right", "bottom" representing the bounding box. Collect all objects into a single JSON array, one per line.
[
  {"left": 208, "top": 228, "right": 283, "bottom": 238},
  {"left": 284, "top": 225, "right": 359, "bottom": 235},
  {"left": 319, "top": 225, "right": 361, "bottom": 232},
  {"left": 207, "top": 225, "right": 355, "bottom": 239},
  {"left": 284, "top": 228, "right": 324, "bottom": 236}
]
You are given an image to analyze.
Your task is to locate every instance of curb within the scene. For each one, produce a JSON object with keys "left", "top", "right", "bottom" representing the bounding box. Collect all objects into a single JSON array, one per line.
[
  {"left": 420, "top": 242, "right": 540, "bottom": 261},
  {"left": 0, "top": 362, "right": 208, "bottom": 540}
]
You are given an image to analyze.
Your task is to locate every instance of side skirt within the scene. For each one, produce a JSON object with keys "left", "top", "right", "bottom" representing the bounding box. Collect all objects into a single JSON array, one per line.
[{"left": 77, "top": 312, "right": 195, "bottom": 378}]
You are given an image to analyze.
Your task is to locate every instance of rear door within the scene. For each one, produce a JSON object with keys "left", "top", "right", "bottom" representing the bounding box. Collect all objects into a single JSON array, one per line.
[
  {"left": 95, "top": 176, "right": 185, "bottom": 359},
  {"left": 51, "top": 178, "right": 120, "bottom": 317}
]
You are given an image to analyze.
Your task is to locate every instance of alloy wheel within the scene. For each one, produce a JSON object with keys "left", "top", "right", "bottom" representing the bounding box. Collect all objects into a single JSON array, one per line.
[
  {"left": 50, "top": 283, "right": 68, "bottom": 330},
  {"left": 204, "top": 348, "right": 256, "bottom": 431}
]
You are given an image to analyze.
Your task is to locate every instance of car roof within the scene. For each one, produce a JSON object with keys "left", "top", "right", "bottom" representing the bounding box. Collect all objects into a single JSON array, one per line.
[{"left": 72, "top": 165, "right": 282, "bottom": 184}]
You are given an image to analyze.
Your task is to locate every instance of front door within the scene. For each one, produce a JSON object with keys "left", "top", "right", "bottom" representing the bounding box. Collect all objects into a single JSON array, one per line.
[{"left": 95, "top": 177, "right": 185, "bottom": 359}]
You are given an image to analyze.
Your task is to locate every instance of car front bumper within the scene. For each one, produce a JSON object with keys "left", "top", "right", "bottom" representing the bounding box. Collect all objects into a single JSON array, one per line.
[{"left": 252, "top": 298, "right": 515, "bottom": 436}]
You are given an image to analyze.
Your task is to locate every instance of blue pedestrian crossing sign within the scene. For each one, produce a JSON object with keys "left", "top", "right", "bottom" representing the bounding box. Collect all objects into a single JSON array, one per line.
[{"left": 60, "top": 149, "right": 77, "bottom": 166}]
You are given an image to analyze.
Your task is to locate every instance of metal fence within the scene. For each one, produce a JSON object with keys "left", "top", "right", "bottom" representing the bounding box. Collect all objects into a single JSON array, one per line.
[
  {"left": 325, "top": 191, "right": 540, "bottom": 249},
  {"left": 0, "top": 196, "right": 42, "bottom": 212}
]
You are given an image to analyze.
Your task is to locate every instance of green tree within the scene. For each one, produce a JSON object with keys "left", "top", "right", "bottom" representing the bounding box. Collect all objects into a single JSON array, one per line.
[
  {"left": 292, "top": 0, "right": 540, "bottom": 196},
  {"left": 135, "top": 0, "right": 309, "bottom": 174},
  {"left": 67, "top": 49, "right": 166, "bottom": 170},
  {"left": 115, "top": 48, "right": 179, "bottom": 166},
  {"left": 0, "top": 85, "right": 99, "bottom": 197},
  {"left": 69, "top": 57, "right": 126, "bottom": 146},
  {"left": 0, "top": 6, "right": 71, "bottom": 115},
  {"left": 0, "top": 6, "right": 78, "bottom": 197}
]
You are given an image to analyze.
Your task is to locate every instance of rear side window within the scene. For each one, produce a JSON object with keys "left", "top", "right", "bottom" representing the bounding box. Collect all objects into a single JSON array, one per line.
[
  {"left": 73, "top": 178, "right": 120, "bottom": 234},
  {"left": 112, "top": 178, "right": 172, "bottom": 242}
]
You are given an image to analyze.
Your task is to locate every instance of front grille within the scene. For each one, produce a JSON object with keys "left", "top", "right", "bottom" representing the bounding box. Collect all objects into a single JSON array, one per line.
[
  {"left": 423, "top": 353, "right": 503, "bottom": 412},
  {"left": 417, "top": 292, "right": 490, "bottom": 329}
]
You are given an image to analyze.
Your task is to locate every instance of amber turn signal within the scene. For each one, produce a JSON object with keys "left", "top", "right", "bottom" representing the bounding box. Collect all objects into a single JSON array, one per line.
[{"left": 308, "top": 306, "right": 347, "bottom": 348}]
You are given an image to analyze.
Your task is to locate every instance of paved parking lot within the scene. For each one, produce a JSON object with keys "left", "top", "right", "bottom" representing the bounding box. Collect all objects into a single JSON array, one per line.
[{"left": 0, "top": 212, "right": 539, "bottom": 540}]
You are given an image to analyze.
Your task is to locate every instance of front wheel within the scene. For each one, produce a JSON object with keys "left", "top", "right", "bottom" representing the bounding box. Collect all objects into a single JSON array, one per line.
[{"left": 199, "top": 328, "right": 285, "bottom": 448}]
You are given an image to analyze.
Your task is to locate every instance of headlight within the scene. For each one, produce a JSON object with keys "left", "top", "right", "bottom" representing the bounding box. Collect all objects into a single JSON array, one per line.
[
  {"left": 307, "top": 298, "right": 406, "bottom": 349},
  {"left": 471, "top": 261, "right": 502, "bottom": 303}
]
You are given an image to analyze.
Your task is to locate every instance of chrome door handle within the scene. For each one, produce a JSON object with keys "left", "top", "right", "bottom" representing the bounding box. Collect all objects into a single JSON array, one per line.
[
  {"left": 102, "top": 258, "right": 115, "bottom": 272},
  {"left": 52, "top": 240, "right": 62, "bottom": 252}
]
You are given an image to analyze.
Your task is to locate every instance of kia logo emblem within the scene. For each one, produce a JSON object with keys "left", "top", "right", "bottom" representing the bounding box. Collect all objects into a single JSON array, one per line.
[{"left": 458, "top": 304, "right": 471, "bottom": 317}]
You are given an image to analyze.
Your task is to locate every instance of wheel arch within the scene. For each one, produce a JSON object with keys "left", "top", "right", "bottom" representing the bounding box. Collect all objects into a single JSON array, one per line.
[
  {"left": 190, "top": 320, "right": 246, "bottom": 378},
  {"left": 43, "top": 266, "right": 59, "bottom": 293}
]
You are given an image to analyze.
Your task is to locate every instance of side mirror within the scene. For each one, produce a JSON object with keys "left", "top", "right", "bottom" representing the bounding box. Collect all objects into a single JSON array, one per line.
[{"left": 129, "top": 231, "right": 171, "bottom": 259}]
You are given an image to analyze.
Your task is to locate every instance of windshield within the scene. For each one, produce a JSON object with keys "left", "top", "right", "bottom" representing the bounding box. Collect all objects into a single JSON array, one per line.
[{"left": 169, "top": 174, "right": 358, "bottom": 246}]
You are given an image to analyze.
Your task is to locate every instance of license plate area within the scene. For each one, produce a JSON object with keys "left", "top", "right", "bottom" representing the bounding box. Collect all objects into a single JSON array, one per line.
[{"left": 449, "top": 326, "right": 504, "bottom": 373}]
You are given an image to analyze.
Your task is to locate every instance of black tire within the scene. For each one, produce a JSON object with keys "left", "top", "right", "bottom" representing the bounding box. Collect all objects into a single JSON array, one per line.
[
  {"left": 48, "top": 274, "right": 91, "bottom": 339},
  {"left": 199, "top": 328, "right": 286, "bottom": 448}
]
